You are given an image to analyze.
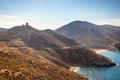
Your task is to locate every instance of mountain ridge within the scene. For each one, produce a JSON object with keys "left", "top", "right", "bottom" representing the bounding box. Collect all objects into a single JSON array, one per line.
[
  {"left": 0, "top": 23, "right": 116, "bottom": 67},
  {"left": 1, "top": 23, "right": 80, "bottom": 49},
  {"left": 55, "top": 21, "right": 120, "bottom": 50}
]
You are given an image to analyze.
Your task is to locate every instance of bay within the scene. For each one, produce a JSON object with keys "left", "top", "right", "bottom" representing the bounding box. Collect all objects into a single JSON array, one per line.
[{"left": 77, "top": 51, "right": 120, "bottom": 80}]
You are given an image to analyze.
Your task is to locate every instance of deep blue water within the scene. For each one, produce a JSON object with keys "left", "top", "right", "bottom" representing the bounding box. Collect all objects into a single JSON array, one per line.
[{"left": 77, "top": 51, "right": 120, "bottom": 80}]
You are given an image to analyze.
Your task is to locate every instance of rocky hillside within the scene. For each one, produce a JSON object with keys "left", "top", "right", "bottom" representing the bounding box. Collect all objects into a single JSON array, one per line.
[
  {"left": 53, "top": 47, "right": 116, "bottom": 67},
  {"left": 55, "top": 21, "right": 120, "bottom": 49},
  {"left": 0, "top": 38, "right": 116, "bottom": 68},
  {"left": 0, "top": 41, "right": 87, "bottom": 80},
  {"left": 1, "top": 23, "right": 79, "bottom": 49},
  {"left": 0, "top": 23, "right": 116, "bottom": 68}
]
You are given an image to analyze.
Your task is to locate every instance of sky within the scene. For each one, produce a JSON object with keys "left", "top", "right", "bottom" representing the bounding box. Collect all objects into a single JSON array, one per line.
[{"left": 0, "top": 0, "right": 120, "bottom": 30}]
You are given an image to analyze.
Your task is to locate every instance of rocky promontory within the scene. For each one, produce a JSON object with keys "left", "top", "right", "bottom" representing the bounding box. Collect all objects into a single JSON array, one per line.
[{"left": 53, "top": 46, "right": 116, "bottom": 67}]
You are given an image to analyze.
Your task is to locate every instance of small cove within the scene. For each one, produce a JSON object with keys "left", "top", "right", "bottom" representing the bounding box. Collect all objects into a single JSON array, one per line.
[{"left": 77, "top": 51, "right": 120, "bottom": 80}]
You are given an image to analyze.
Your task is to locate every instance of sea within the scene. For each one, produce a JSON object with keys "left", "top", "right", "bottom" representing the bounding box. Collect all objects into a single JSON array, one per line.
[{"left": 77, "top": 51, "right": 120, "bottom": 80}]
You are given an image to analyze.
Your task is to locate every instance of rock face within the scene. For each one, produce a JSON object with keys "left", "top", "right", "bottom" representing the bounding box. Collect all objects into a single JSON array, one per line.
[
  {"left": 0, "top": 42, "right": 87, "bottom": 80},
  {"left": 55, "top": 21, "right": 120, "bottom": 49},
  {"left": 0, "top": 24, "right": 116, "bottom": 68}
]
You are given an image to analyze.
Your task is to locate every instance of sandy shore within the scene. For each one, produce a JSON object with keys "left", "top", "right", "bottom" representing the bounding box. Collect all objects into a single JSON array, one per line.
[
  {"left": 93, "top": 49, "right": 109, "bottom": 54},
  {"left": 70, "top": 67, "right": 79, "bottom": 72}
]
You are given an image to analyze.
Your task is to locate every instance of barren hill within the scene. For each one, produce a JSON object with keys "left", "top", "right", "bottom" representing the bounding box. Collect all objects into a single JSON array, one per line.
[{"left": 55, "top": 21, "right": 120, "bottom": 49}]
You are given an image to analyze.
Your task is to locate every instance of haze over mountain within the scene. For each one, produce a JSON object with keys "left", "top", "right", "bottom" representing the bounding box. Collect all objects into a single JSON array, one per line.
[{"left": 55, "top": 21, "right": 120, "bottom": 50}]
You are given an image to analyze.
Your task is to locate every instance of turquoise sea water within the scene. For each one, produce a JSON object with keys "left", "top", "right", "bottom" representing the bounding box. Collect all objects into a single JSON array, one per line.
[{"left": 77, "top": 51, "right": 120, "bottom": 80}]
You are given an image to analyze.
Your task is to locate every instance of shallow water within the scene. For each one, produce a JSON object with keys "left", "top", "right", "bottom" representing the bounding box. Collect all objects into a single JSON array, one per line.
[{"left": 77, "top": 51, "right": 120, "bottom": 80}]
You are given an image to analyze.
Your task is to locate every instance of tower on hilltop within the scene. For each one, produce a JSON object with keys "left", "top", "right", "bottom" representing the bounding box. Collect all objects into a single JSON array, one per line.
[{"left": 26, "top": 22, "right": 28, "bottom": 26}]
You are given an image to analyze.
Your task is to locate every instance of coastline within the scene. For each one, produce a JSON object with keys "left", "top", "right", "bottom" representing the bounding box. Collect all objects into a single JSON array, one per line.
[
  {"left": 69, "top": 49, "right": 110, "bottom": 72},
  {"left": 70, "top": 67, "right": 79, "bottom": 72},
  {"left": 93, "top": 49, "right": 109, "bottom": 54},
  {"left": 69, "top": 49, "right": 115, "bottom": 72}
]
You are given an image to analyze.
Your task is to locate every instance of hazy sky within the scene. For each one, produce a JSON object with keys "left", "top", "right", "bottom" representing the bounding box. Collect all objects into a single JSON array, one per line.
[{"left": 0, "top": 0, "right": 120, "bottom": 30}]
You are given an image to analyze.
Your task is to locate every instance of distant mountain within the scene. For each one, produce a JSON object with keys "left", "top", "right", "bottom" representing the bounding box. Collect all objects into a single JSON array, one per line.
[
  {"left": 55, "top": 21, "right": 120, "bottom": 49},
  {"left": 0, "top": 28, "right": 7, "bottom": 32},
  {"left": 0, "top": 23, "right": 116, "bottom": 68}
]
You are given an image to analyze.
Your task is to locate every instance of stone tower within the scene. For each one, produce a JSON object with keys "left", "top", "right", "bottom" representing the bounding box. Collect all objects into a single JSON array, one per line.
[{"left": 26, "top": 22, "right": 28, "bottom": 26}]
